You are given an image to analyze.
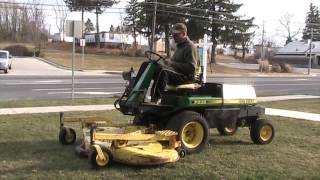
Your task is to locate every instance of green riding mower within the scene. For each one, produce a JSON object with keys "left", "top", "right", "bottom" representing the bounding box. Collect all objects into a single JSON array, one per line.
[{"left": 115, "top": 51, "right": 274, "bottom": 153}]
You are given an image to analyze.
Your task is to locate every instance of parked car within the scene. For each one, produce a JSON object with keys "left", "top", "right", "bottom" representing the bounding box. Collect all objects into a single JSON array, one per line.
[{"left": 0, "top": 50, "right": 13, "bottom": 74}]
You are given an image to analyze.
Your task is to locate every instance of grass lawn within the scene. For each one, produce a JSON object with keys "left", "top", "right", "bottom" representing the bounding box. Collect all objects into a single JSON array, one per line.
[
  {"left": 259, "top": 99, "right": 320, "bottom": 114},
  {"left": 0, "top": 109, "right": 319, "bottom": 179},
  {"left": 42, "top": 49, "right": 257, "bottom": 74},
  {"left": 43, "top": 49, "right": 145, "bottom": 71}
]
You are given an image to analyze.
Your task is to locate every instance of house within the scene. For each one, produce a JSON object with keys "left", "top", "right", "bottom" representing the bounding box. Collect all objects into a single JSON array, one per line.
[
  {"left": 85, "top": 32, "right": 148, "bottom": 48},
  {"left": 271, "top": 41, "right": 320, "bottom": 68}
]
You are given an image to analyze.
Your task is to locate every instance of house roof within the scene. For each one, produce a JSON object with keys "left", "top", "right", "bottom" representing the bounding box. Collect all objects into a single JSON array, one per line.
[{"left": 276, "top": 41, "right": 320, "bottom": 55}]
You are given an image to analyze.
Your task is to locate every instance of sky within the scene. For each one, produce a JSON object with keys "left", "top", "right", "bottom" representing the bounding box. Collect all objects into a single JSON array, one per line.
[
  {"left": 16, "top": 0, "right": 320, "bottom": 46},
  {"left": 234, "top": 0, "right": 319, "bottom": 46}
]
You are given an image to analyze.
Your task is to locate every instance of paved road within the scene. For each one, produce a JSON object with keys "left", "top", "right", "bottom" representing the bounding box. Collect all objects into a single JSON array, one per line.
[
  {"left": 1, "top": 75, "right": 320, "bottom": 101},
  {"left": 0, "top": 57, "right": 319, "bottom": 101}
]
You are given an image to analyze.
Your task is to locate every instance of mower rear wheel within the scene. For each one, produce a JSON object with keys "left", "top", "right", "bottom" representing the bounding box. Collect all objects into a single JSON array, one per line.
[
  {"left": 59, "top": 127, "right": 76, "bottom": 145},
  {"left": 166, "top": 111, "right": 209, "bottom": 154},
  {"left": 89, "top": 147, "right": 112, "bottom": 168},
  {"left": 217, "top": 126, "right": 238, "bottom": 136},
  {"left": 250, "top": 119, "right": 274, "bottom": 145}
]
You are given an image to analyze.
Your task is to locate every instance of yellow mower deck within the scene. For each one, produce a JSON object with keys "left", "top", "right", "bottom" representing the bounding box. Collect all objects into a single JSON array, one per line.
[{"left": 58, "top": 113, "right": 183, "bottom": 168}]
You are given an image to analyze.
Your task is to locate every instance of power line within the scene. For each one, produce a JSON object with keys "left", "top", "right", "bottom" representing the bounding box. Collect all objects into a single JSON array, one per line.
[
  {"left": 148, "top": 9, "right": 253, "bottom": 27},
  {"left": 0, "top": 1, "right": 126, "bottom": 9},
  {"left": 140, "top": 1, "right": 236, "bottom": 17},
  {"left": 0, "top": 5, "right": 125, "bottom": 13}
]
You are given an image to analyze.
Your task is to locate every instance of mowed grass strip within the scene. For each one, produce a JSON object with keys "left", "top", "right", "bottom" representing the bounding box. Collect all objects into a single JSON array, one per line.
[
  {"left": 0, "top": 110, "right": 319, "bottom": 179},
  {"left": 259, "top": 99, "right": 320, "bottom": 114},
  {"left": 0, "top": 98, "right": 117, "bottom": 109}
]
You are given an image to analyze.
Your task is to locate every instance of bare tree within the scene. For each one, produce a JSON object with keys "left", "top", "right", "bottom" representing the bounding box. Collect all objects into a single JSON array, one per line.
[
  {"left": 279, "top": 13, "right": 302, "bottom": 45},
  {"left": 0, "top": 0, "right": 48, "bottom": 43},
  {"left": 53, "top": 0, "right": 68, "bottom": 42}
]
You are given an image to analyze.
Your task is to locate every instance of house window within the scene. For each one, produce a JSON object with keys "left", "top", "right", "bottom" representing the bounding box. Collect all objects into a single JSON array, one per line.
[
  {"left": 102, "top": 33, "right": 105, "bottom": 38},
  {"left": 109, "top": 33, "right": 114, "bottom": 40}
]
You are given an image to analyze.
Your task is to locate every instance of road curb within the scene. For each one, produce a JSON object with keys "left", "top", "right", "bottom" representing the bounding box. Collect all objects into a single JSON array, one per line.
[{"left": 35, "top": 57, "right": 81, "bottom": 71}]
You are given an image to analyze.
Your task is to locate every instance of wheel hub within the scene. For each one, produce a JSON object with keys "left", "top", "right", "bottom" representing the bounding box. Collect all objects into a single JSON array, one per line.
[
  {"left": 260, "top": 125, "right": 272, "bottom": 141},
  {"left": 182, "top": 122, "right": 204, "bottom": 149}
]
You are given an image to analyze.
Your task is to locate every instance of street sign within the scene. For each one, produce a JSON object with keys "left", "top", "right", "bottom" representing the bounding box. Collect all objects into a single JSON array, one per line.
[
  {"left": 65, "top": 20, "right": 82, "bottom": 38},
  {"left": 80, "top": 39, "right": 86, "bottom": 47}
]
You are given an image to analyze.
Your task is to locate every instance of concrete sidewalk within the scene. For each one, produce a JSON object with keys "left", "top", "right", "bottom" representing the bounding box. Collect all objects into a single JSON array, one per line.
[
  {"left": 257, "top": 95, "right": 320, "bottom": 102},
  {"left": 266, "top": 108, "right": 320, "bottom": 122},
  {"left": 218, "top": 62, "right": 320, "bottom": 76},
  {"left": 0, "top": 104, "right": 319, "bottom": 122}
]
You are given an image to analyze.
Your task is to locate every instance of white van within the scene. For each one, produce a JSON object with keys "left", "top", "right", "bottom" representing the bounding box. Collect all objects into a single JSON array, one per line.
[{"left": 0, "top": 50, "right": 13, "bottom": 74}]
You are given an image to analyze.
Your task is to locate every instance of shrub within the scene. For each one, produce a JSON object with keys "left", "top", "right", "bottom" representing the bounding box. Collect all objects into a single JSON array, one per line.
[
  {"left": 272, "top": 63, "right": 282, "bottom": 73},
  {"left": 135, "top": 49, "right": 145, "bottom": 57},
  {"left": 4, "top": 45, "right": 33, "bottom": 56},
  {"left": 241, "top": 56, "right": 259, "bottom": 64},
  {"left": 216, "top": 48, "right": 224, "bottom": 55},
  {"left": 126, "top": 48, "right": 136, "bottom": 57},
  {"left": 280, "top": 63, "right": 293, "bottom": 73},
  {"left": 259, "top": 60, "right": 270, "bottom": 73}
]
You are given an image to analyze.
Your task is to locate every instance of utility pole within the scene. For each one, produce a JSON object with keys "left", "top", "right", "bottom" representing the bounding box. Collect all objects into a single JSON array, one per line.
[
  {"left": 95, "top": 6, "right": 101, "bottom": 48},
  {"left": 81, "top": 7, "right": 85, "bottom": 69},
  {"left": 261, "top": 21, "right": 265, "bottom": 60},
  {"left": 308, "top": 28, "right": 313, "bottom": 75},
  {"left": 150, "top": 0, "right": 157, "bottom": 51}
]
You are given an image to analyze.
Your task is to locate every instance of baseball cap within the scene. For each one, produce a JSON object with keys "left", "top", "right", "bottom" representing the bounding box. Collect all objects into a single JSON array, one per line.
[{"left": 172, "top": 23, "right": 187, "bottom": 33}]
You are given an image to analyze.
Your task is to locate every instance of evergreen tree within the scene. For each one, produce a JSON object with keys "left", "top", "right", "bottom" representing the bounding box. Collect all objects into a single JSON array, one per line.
[
  {"left": 64, "top": 0, "right": 96, "bottom": 38},
  {"left": 302, "top": 3, "right": 320, "bottom": 41},
  {"left": 116, "top": 25, "right": 121, "bottom": 33},
  {"left": 125, "top": 0, "right": 182, "bottom": 56},
  {"left": 124, "top": 0, "right": 139, "bottom": 48},
  {"left": 109, "top": 25, "right": 115, "bottom": 32},
  {"left": 84, "top": 18, "right": 95, "bottom": 33},
  {"left": 64, "top": 0, "right": 118, "bottom": 47},
  {"left": 185, "top": 0, "right": 245, "bottom": 64}
]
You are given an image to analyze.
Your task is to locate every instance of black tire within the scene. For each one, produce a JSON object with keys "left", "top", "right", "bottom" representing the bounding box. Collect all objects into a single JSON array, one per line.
[
  {"left": 166, "top": 111, "right": 209, "bottom": 154},
  {"left": 250, "top": 119, "right": 274, "bottom": 145},
  {"left": 89, "top": 147, "right": 112, "bottom": 169},
  {"left": 217, "top": 126, "right": 238, "bottom": 136},
  {"left": 59, "top": 127, "right": 76, "bottom": 145}
]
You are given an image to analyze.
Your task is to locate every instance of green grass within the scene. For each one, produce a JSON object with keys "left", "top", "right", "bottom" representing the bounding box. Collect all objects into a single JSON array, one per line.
[
  {"left": 0, "top": 110, "right": 319, "bottom": 179},
  {"left": 42, "top": 49, "right": 257, "bottom": 74},
  {"left": 0, "top": 98, "right": 116, "bottom": 109},
  {"left": 259, "top": 99, "right": 320, "bottom": 113}
]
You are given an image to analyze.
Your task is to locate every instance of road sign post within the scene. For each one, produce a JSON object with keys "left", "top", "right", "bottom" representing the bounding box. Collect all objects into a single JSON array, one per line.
[
  {"left": 80, "top": 39, "right": 86, "bottom": 69},
  {"left": 72, "top": 21, "right": 75, "bottom": 100}
]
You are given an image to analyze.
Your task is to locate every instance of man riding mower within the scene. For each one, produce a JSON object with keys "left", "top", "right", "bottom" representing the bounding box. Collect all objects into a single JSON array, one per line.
[{"left": 115, "top": 23, "right": 275, "bottom": 154}]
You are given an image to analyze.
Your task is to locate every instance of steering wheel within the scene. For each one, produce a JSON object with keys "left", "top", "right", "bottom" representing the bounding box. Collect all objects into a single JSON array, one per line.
[{"left": 145, "top": 51, "right": 166, "bottom": 62}]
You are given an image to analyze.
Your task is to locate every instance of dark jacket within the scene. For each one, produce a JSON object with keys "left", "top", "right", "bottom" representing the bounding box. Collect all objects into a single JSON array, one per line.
[{"left": 170, "top": 38, "right": 198, "bottom": 79}]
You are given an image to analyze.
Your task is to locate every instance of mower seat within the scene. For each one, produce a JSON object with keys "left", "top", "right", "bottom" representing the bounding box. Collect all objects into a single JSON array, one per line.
[{"left": 166, "top": 83, "right": 201, "bottom": 91}]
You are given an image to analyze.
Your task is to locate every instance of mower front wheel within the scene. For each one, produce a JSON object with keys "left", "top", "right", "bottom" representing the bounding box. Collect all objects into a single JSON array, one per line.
[
  {"left": 250, "top": 119, "right": 274, "bottom": 145},
  {"left": 166, "top": 111, "right": 209, "bottom": 154},
  {"left": 89, "top": 147, "right": 112, "bottom": 169},
  {"left": 59, "top": 127, "right": 76, "bottom": 145}
]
